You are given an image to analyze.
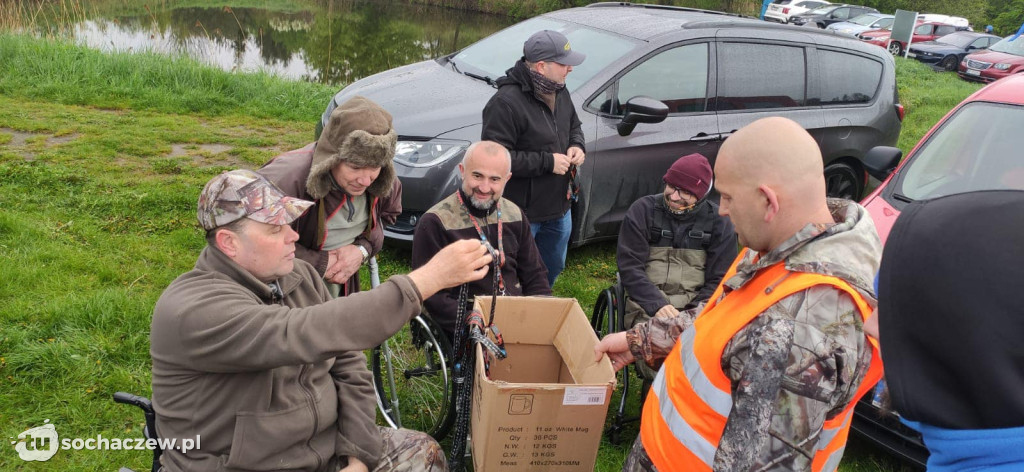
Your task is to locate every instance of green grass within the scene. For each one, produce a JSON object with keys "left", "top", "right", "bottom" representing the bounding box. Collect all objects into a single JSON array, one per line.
[
  {"left": 893, "top": 57, "right": 985, "bottom": 153},
  {"left": 0, "top": 33, "right": 335, "bottom": 122},
  {"left": 0, "top": 33, "right": 971, "bottom": 471}
]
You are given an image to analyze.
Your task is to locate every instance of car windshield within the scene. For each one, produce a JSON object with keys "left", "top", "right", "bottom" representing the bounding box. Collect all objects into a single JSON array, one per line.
[
  {"left": 450, "top": 17, "right": 636, "bottom": 92},
  {"left": 897, "top": 102, "right": 1024, "bottom": 200},
  {"left": 795, "top": 1, "right": 825, "bottom": 7},
  {"left": 849, "top": 14, "right": 881, "bottom": 26},
  {"left": 936, "top": 33, "right": 975, "bottom": 48},
  {"left": 989, "top": 36, "right": 1024, "bottom": 56}
]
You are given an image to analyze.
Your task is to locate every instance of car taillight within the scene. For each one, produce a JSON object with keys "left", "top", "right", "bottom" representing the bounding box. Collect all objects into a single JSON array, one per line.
[
  {"left": 895, "top": 103, "right": 905, "bottom": 121},
  {"left": 783, "top": 7, "right": 790, "bottom": 13}
]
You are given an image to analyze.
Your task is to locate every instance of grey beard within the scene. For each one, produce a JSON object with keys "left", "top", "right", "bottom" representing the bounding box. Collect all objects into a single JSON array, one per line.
[{"left": 469, "top": 196, "right": 497, "bottom": 211}]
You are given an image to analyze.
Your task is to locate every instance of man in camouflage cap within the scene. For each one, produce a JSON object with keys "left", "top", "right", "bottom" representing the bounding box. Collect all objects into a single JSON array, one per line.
[
  {"left": 597, "top": 118, "right": 883, "bottom": 472},
  {"left": 151, "top": 169, "right": 493, "bottom": 472}
]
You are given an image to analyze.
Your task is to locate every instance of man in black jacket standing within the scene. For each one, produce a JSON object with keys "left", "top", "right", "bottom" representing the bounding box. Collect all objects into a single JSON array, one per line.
[{"left": 481, "top": 29, "right": 586, "bottom": 287}]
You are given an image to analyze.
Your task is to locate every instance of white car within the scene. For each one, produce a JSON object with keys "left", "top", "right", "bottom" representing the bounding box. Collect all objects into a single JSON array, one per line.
[
  {"left": 826, "top": 13, "right": 895, "bottom": 37},
  {"left": 764, "top": 0, "right": 831, "bottom": 24},
  {"left": 917, "top": 14, "right": 971, "bottom": 29}
]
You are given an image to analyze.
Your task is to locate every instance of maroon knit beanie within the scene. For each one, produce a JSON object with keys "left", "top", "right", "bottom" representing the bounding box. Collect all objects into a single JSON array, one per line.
[{"left": 663, "top": 153, "right": 713, "bottom": 199}]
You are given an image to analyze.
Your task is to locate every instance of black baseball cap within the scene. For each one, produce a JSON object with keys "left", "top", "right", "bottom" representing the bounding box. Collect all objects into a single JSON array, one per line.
[{"left": 523, "top": 30, "right": 585, "bottom": 66}]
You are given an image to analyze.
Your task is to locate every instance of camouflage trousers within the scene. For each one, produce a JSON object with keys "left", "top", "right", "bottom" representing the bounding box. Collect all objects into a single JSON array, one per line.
[
  {"left": 372, "top": 427, "right": 448, "bottom": 472},
  {"left": 329, "top": 427, "right": 447, "bottom": 472},
  {"left": 621, "top": 434, "right": 657, "bottom": 472}
]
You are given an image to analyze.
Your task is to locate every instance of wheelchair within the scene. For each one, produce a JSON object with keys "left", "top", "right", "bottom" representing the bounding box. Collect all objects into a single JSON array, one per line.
[
  {"left": 590, "top": 273, "right": 652, "bottom": 445},
  {"left": 112, "top": 392, "right": 161, "bottom": 472},
  {"left": 371, "top": 310, "right": 455, "bottom": 440},
  {"left": 367, "top": 256, "right": 457, "bottom": 440}
]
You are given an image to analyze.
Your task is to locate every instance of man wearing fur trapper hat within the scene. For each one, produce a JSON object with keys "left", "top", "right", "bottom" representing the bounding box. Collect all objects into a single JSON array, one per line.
[{"left": 261, "top": 96, "right": 402, "bottom": 297}]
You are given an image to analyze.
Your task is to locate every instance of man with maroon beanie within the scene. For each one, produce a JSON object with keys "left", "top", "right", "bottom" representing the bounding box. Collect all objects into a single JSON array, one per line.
[{"left": 616, "top": 153, "right": 737, "bottom": 338}]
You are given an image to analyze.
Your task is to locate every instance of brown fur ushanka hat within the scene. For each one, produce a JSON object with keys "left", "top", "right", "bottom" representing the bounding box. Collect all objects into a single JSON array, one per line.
[{"left": 308, "top": 96, "right": 397, "bottom": 199}]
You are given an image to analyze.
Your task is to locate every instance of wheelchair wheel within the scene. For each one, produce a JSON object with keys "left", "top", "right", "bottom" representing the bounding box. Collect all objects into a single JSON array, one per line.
[
  {"left": 371, "top": 314, "right": 455, "bottom": 440},
  {"left": 591, "top": 287, "right": 614, "bottom": 337},
  {"left": 591, "top": 277, "right": 639, "bottom": 445}
]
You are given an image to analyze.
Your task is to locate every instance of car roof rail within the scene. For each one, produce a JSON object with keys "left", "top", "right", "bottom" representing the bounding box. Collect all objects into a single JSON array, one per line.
[
  {"left": 584, "top": 2, "right": 752, "bottom": 19},
  {"left": 682, "top": 19, "right": 814, "bottom": 31}
]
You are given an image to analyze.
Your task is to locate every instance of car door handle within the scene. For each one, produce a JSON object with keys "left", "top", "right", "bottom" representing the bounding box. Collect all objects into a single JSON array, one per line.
[
  {"left": 718, "top": 129, "right": 738, "bottom": 140},
  {"left": 688, "top": 132, "right": 720, "bottom": 142}
]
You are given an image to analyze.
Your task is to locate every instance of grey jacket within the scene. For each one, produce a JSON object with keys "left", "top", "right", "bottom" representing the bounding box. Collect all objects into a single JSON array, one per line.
[{"left": 150, "top": 246, "right": 422, "bottom": 471}]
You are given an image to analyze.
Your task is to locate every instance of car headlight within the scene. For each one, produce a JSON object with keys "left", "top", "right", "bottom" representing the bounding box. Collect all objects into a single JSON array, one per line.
[
  {"left": 995, "top": 63, "right": 1011, "bottom": 70},
  {"left": 393, "top": 140, "right": 467, "bottom": 168}
]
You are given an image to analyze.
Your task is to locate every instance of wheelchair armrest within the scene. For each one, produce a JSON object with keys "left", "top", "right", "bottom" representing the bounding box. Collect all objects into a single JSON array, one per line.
[{"left": 113, "top": 392, "right": 154, "bottom": 412}]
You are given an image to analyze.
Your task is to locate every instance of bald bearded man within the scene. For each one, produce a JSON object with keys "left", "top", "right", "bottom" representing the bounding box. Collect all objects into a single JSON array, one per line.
[{"left": 596, "top": 117, "right": 883, "bottom": 472}]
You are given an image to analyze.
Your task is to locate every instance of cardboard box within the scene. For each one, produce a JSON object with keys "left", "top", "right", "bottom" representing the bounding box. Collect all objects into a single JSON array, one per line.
[{"left": 471, "top": 296, "right": 616, "bottom": 472}]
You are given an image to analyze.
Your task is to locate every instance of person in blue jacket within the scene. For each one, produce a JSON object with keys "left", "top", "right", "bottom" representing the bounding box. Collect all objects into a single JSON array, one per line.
[{"left": 877, "top": 190, "right": 1024, "bottom": 471}]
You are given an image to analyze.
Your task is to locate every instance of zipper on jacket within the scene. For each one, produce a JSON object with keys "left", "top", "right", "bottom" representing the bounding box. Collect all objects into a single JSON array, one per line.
[
  {"left": 298, "top": 364, "right": 325, "bottom": 469},
  {"left": 536, "top": 98, "right": 558, "bottom": 146},
  {"left": 268, "top": 282, "right": 283, "bottom": 304}
]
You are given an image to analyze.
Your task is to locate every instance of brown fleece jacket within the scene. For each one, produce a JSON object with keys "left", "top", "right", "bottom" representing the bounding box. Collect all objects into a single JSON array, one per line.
[{"left": 150, "top": 245, "right": 422, "bottom": 471}]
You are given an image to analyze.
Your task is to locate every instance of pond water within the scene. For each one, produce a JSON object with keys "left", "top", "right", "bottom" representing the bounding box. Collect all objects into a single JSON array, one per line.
[{"left": 23, "top": 0, "right": 513, "bottom": 85}]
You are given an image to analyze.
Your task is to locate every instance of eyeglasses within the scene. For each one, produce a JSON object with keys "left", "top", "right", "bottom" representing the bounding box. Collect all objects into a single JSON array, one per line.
[{"left": 665, "top": 185, "right": 691, "bottom": 198}]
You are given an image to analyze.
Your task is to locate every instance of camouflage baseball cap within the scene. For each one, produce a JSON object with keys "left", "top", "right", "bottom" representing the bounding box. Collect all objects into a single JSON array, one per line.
[{"left": 197, "top": 169, "right": 314, "bottom": 231}]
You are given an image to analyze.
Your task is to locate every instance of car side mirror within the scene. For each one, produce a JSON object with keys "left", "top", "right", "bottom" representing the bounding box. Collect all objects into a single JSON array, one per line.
[
  {"left": 617, "top": 96, "right": 669, "bottom": 136},
  {"left": 863, "top": 146, "right": 902, "bottom": 181}
]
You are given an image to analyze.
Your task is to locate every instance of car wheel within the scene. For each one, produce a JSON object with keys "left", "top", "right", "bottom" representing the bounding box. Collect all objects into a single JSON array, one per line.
[
  {"left": 824, "top": 161, "right": 863, "bottom": 200},
  {"left": 940, "top": 55, "right": 959, "bottom": 71},
  {"left": 887, "top": 41, "right": 903, "bottom": 56}
]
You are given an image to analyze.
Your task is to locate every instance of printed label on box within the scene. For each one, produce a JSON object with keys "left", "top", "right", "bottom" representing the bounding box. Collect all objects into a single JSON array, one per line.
[
  {"left": 508, "top": 394, "right": 534, "bottom": 415},
  {"left": 562, "top": 387, "right": 606, "bottom": 406}
]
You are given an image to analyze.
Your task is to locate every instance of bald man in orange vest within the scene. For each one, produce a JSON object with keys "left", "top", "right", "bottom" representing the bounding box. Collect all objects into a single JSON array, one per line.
[{"left": 596, "top": 117, "right": 883, "bottom": 472}]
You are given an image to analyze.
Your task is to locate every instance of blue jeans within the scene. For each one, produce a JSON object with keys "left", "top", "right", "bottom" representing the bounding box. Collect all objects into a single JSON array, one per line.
[{"left": 530, "top": 209, "right": 571, "bottom": 287}]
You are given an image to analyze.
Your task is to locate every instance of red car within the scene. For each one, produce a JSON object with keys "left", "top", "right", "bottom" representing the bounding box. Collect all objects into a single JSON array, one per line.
[
  {"left": 852, "top": 74, "right": 1024, "bottom": 467},
  {"left": 861, "top": 73, "right": 1024, "bottom": 241},
  {"left": 860, "top": 21, "right": 966, "bottom": 56},
  {"left": 959, "top": 35, "right": 1024, "bottom": 82}
]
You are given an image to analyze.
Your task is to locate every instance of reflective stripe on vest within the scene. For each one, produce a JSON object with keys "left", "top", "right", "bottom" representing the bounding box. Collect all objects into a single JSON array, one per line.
[{"left": 641, "top": 249, "right": 883, "bottom": 472}]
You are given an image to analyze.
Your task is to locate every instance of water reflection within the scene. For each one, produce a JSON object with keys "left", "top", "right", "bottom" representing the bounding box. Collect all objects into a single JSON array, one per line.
[{"left": 38, "top": 1, "right": 512, "bottom": 85}]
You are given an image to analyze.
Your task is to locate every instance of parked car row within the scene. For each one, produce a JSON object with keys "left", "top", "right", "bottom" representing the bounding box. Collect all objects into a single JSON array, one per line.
[
  {"left": 789, "top": 3, "right": 879, "bottom": 29},
  {"left": 859, "top": 21, "right": 968, "bottom": 56},
  {"left": 764, "top": 1, "right": 979, "bottom": 65}
]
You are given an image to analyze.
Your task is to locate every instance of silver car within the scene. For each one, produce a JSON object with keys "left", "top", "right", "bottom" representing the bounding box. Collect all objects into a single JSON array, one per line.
[{"left": 826, "top": 13, "right": 896, "bottom": 38}]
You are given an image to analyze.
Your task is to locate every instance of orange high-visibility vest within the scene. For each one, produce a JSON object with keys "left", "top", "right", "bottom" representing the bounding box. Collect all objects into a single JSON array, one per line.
[{"left": 639, "top": 251, "right": 883, "bottom": 471}]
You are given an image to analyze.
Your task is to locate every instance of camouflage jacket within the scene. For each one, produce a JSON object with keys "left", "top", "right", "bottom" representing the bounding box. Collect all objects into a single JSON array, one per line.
[{"left": 627, "top": 199, "right": 881, "bottom": 471}]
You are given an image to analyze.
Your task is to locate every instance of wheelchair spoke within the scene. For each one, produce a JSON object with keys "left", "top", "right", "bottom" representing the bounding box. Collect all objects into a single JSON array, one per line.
[{"left": 372, "top": 315, "right": 455, "bottom": 439}]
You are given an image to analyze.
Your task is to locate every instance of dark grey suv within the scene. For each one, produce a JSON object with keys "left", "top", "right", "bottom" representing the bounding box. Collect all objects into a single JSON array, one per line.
[{"left": 321, "top": 3, "right": 902, "bottom": 246}]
